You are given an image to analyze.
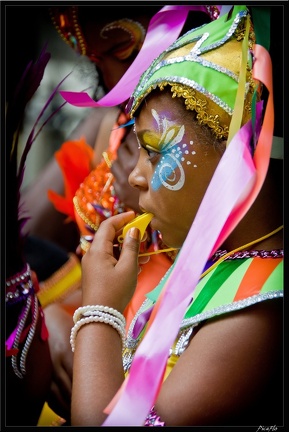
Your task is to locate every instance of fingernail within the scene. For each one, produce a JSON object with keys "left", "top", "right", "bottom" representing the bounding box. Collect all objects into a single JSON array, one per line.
[{"left": 129, "top": 227, "right": 140, "bottom": 240}]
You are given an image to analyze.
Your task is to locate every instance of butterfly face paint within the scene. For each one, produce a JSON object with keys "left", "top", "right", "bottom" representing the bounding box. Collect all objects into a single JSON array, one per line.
[{"left": 143, "top": 109, "right": 196, "bottom": 191}]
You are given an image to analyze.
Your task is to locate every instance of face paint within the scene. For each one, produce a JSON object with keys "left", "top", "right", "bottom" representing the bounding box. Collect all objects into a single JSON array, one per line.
[{"left": 148, "top": 109, "right": 196, "bottom": 191}]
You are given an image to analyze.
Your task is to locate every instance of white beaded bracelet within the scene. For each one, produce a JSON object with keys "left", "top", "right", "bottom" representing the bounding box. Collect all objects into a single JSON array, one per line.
[
  {"left": 73, "top": 305, "right": 126, "bottom": 326},
  {"left": 70, "top": 313, "right": 126, "bottom": 352},
  {"left": 81, "top": 310, "right": 125, "bottom": 333}
]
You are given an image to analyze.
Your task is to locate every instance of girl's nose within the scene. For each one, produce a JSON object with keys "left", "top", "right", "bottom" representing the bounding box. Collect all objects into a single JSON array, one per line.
[{"left": 128, "top": 164, "right": 148, "bottom": 191}]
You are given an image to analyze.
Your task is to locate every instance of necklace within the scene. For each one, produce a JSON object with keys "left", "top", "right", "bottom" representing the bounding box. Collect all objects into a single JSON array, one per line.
[
  {"left": 138, "top": 225, "right": 283, "bottom": 266},
  {"left": 202, "top": 224, "right": 283, "bottom": 278}
]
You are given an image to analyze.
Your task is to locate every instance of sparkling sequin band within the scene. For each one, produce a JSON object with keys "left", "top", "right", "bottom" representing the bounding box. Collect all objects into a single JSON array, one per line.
[{"left": 213, "top": 249, "right": 284, "bottom": 260}]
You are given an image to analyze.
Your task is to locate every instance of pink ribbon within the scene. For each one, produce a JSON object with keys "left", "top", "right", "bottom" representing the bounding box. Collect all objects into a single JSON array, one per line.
[
  {"left": 59, "top": 5, "right": 219, "bottom": 108},
  {"left": 210, "top": 44, "right": 274, "bottom": 253}
]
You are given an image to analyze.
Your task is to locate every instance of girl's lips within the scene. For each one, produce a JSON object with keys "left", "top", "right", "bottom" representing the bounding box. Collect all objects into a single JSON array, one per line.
[{"left": 139, "top": 206, "right": 148, "bottom": 214}]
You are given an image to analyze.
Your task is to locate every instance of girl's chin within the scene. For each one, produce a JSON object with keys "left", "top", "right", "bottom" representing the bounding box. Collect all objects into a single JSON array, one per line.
[
  {"left": 157, "top": 231, "right": 180, "bottom": 250},
  {"left": 151, "top": 222, "right": 183, "bottom": 249}
]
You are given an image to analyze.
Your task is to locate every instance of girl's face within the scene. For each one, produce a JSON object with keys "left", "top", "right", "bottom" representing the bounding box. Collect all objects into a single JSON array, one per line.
[{"left": 129, "top": 92, "right": 224, "bottom": 248}]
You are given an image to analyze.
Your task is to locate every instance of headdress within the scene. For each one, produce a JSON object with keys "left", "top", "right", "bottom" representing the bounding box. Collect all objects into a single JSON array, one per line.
[
  {"left": 49, "top": 6, "right": 146, "bottom": 62},
  {"left": 127, "top": 5, "right": 259, "bottom": 141}
]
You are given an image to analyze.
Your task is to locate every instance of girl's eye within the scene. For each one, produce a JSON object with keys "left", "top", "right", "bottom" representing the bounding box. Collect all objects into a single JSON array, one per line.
[{"left": 144, "top": 146, "right": 161, "bottom": 163}]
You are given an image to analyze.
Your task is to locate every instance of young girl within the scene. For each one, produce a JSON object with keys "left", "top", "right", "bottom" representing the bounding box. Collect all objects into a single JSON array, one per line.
[{"left": 69, "top": 5, "right": 283, "bottom": 426}]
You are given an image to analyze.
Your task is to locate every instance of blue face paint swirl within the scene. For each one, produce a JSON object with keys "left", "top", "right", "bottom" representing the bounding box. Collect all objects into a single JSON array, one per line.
[{"left": 151, "top": 146, "right": 185, "bottom": 191}]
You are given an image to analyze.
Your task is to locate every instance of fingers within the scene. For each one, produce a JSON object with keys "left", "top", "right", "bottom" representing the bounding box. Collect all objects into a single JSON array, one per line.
[
  {"left": 116, "top": 226, "right": 141, "bottom": 279},
  {"left": 114, "top": 225, "right": 141, "bottom": 266},
  {"left": 89, "top": 211, "right": 136, "bottom": 253},
  {"left": 81, "top": 214, "right": 141, "bottom": 310}
]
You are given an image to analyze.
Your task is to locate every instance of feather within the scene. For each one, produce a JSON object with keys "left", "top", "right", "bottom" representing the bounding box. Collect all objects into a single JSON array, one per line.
[
  {"left": 5, "top": 44, "right": 71, "bottom": 275},
  {"left": 47, "top": 138, "right": 94, "bottom": 221}
]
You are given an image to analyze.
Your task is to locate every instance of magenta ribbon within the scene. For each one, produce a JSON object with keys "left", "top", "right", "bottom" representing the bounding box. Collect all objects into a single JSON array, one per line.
[{"left": 59, "top": 5, "right": 219, "bottom": 108}]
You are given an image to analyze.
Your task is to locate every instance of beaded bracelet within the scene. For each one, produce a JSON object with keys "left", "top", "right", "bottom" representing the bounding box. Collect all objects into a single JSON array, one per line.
[
  {"left": 73, "top": 305, "right": 126, "bottom": 326},
  {"left": 81, "top": 309, "right": 124, "bottom": 325},
  {"left": 70, "top": 313, "right": 126, "bottom": 352},
  {"left": 80, "top": 310, "right": 125, "bottom": 332}
]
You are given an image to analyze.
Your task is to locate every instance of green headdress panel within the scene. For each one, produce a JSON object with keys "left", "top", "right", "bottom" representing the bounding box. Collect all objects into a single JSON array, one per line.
[{"left": 127, "top": 5, "right": 259, "bottom": 141}]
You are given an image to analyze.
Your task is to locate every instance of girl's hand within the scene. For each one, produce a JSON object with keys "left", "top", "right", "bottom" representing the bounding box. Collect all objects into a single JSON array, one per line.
[{"left": 81, "top": 211, "right": 141, "bottom": 313}]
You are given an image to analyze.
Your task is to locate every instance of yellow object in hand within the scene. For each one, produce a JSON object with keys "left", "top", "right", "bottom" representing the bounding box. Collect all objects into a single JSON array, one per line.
[{"left": 118, "top": 212, "right": 154, "bottom": 243}]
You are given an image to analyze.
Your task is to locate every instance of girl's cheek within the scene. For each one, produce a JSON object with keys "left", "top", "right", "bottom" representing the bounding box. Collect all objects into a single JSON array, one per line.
[{"left": 151, "top": 142, "right": 198, "bottom": 192}]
